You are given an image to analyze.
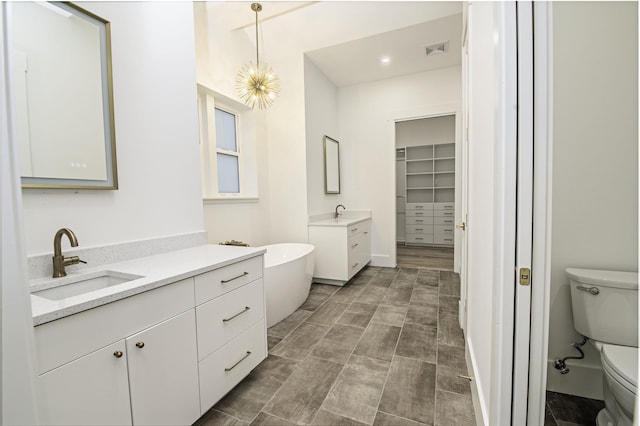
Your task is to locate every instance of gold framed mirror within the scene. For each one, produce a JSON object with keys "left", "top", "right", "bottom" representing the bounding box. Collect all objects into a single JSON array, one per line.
[
  {"left": 11, "top": 1, "right": 118, "bottom": 189},
  {"left": 323, "top": 135, "right": 340, "bottom": 194}
]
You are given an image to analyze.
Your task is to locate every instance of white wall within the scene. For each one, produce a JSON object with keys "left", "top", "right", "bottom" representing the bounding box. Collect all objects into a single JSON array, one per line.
[
  {"left": 22, "top": 2, "right": 204, "bottom": 256},
  {"left": 304, "top": 56, "right": 344, "bottom": 217},
  {"left": 546, "top": 1, "right": 638, "bottom": 399},
  {"left": 338, "top": 67, "right": 461, "bottom": 267},
  {"left": 464, "top": 2, "right": 495, "bottom": 423}
]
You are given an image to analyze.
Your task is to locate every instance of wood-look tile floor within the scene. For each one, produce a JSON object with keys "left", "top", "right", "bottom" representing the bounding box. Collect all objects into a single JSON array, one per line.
[
  {"left": 195, "top": 266, "right": 476, "bottom": 426},
  {"left": 396, "top": 245, "right": 454, "bottom": 271}
]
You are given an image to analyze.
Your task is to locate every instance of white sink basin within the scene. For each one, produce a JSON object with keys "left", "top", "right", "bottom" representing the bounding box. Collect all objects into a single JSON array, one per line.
[{"left": 33, "top": 270, "right": 144, "bottom": 301}]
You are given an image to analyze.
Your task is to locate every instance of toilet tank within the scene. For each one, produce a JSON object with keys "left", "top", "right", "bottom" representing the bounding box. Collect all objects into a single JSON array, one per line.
[{"left": 567, "top": 268, "right": 638, "bottom": 347}]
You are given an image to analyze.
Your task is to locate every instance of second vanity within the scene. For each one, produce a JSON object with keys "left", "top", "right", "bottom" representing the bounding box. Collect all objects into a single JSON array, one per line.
[
  {"left": 308, "top": 211, "right": 372, "bottom": 285},
  {"left": 30, "top": 244, "right": 266, "bottom": 426}
]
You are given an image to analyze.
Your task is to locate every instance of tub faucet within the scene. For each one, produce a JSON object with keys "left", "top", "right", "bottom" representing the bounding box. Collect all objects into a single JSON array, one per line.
[
  {"left": 52, "top": 228, "right": 85, "bottom": 278},
  {"left": 335, "top": 204, "right": 346, "bottom": 219}
]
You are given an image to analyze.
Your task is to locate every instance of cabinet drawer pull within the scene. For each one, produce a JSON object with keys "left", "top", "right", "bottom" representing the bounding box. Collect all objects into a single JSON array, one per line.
[
  {"left": 221, "top": 272, "right": 249, "bottom": 284},
  {"left": 444, "top": 212, "right": 453, "bottom": 216},
  {"left": 415, "top": 212, "right": 423, "bottom": 216},
  {"left": 225, "top": 351, "right": 252, "bottom": 372},
  {"left": 416, "top": 205, "right": 424, "bottom": 209},
  {"left": 135, "top": 342, "right": 145, "bottom": 349},
  {"left": 444, "top": 220, "right": 453, "bottom": 223},
  {"left": 415, "top": 228, "right": 423, "bottom": 231},
  {"left": 223, "top": 306, "right": 251, "bottom": 322},
  {"left": 351, "top": 228, "right": 359, "bottom": 232},
  {"left": 352, "top": 262, "right": 359, "bottom": 269},
  {"left": 416, "top": 237, "right": 424, "bottom": 240},
  {"left": 351, "top": 243, "right": 359, "bottom": 248},
  {"left": 416, "top": 220, "right": 423, "bottom": 223},
  {"left": 113, "top": 351, "right": 123, "bottom": 358},
  {"left": 444, "top": 239, "right": 453, "bottom": 242},
  {"left": 364, "top": 231, "right": 369, "bottom": 235}
]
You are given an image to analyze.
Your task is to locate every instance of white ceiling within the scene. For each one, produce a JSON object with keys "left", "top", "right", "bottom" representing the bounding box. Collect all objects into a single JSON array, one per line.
[{"left": 205, "top": 1, "right": 463, "bottom": 87}]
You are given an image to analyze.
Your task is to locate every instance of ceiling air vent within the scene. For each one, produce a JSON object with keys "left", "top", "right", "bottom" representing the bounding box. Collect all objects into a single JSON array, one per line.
[{"left": 425, "top": 41, "right": 449, "bottom": 57}]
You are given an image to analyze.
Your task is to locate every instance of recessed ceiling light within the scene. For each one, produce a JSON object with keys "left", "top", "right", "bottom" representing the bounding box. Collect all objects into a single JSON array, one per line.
[{"left": 380, "top": 56, "right": 391, "bottom": 65}]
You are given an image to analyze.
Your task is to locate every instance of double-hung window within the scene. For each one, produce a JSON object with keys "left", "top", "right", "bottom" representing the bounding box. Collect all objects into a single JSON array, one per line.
[
  {"left": 214, "top": 107, "right": 240, "bottom": 193},
  {"left": 198, "top": 86, "right": 258, "bottom": 202}
]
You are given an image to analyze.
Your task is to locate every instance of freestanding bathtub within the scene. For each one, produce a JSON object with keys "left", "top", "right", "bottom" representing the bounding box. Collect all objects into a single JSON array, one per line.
[{"left": 260, "top": 243, "right": 315, "bottom": 327}]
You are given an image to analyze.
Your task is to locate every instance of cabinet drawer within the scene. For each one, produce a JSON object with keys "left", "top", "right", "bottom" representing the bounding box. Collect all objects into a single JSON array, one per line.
[
  {"left": 433, "top": 202, "right": 455, "bottom": 211},
  {"left": 406, "top": 209, "right": 434, "bottom": 218},
  {"left": 199, "top": 319, "right": 267, "bottom": 413},
  {"left": 406, "top": 216, "right": 434, "bottom": 225},
  {"left": 196, "top": 279, "right": 264, "bottom": 360},
  {"left": 35, "top": 278, "right": 194, "bottom": 374},
  {"left": 195, "top": 256, "right": 263, "bottom": 305},
  {"left": 347, "top": 220, "right": 371, "bottom": 237},
  {"left": 406, "top": 224, "right": 433, "bottom": 235},
  {"left": 406, "top": 234, "right": 434, "bottom": 244},
  {"left": 434, "top": 234, "right": 454, "bottom": 245},
  {"left": 434, "top": 216, "right": 455, "bottom": 226},
  {"left": 434, "top": 225, "right": 454, "bottom": 235},
  {"left": 406, "top": 203, "right": 433, "bottom": 211}
]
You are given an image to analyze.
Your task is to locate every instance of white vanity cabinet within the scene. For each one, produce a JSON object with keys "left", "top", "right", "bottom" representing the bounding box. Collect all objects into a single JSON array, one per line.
[
  {"left": 33, "top": 249, "right": 267, "bottom": 426},
  {"left": 35, "top": 278, "right": 200, "bottom": 426},
  {"left": 308, "top": 218, "right": 372, "bottom": 285}
]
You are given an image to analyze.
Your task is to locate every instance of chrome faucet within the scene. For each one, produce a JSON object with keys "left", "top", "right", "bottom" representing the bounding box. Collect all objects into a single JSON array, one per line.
[
  {"left": 52, "top": 228, "right": 85, "bottom": 278},
  {"left": 334, "top": 204, "right": 346, "bottom": 219}
]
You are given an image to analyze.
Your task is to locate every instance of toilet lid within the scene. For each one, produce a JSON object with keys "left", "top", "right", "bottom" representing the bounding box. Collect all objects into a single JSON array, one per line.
[{"left": 601, "top": 344, "right": 638, "bottom": 389}]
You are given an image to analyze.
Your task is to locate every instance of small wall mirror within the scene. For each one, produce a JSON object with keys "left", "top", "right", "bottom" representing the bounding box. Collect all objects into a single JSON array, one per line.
[
  {"left": 11, "top": 1, "right": 118, "bottom": 189},
  {"left": 323, "top": 135, "right": 340, "bottom": 194}
]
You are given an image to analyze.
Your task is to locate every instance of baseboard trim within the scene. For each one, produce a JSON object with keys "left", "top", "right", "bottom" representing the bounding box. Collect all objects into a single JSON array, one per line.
[
  {"left": 466, "top": 340, "right": 489, "bottom": 426},
  {"left": 371, "top": 254, "right": 395, "bottom": 268}
]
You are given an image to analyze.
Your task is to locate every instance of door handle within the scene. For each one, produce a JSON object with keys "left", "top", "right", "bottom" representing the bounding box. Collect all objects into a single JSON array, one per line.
[{"left": 456, "top": 222, "right": 466, "bottom": 231}]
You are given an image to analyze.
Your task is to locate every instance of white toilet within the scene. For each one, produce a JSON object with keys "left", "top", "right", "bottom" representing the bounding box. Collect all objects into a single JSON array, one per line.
[{"left": 567, "top": 268, "right": 638, "bottom": 426}]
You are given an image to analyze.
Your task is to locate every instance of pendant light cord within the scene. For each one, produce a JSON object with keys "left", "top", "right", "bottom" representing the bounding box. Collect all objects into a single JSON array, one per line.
[{"left": 255, "top": 7, "right": 259, "bottom": 67}]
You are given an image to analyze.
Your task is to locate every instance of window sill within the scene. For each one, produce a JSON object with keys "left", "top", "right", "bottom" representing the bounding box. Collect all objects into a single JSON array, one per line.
[{"left": 203, "top": 197, "right": 259, "bottom": 205}]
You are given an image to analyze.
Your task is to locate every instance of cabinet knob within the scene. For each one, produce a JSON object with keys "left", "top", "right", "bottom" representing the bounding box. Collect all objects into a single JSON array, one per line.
[
  {"left": 135, "top": 342, "right": 145, "bottom": 349},
  {"left": 113, "top": 351, "right": 123, "bottom": 358}
]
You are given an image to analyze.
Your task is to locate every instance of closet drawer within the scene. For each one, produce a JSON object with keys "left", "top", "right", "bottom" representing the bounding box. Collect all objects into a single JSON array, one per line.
[
  {"left": 433, "top": 203, "right": 455, "bottom": 211},
  {"left": 434, "top": 216, "right": 455, "bottom": 226},
  {"left": 406, "top": 203, "right": 433, "bottom": 211},
  {"left": 434, "top": 235, "right": 454, "bottom": 245},
  {"left": 406, "top": 216, "right": 434, "bottom": 225},
  {"left": 406, "top": 234, "right": 434, "bottom": 244},
  {"left": 199, "top": 319, "right": 266, "bottom": 414},
  {"left": 195, "top": 256, "right": 263, "bottom": 305},
  {"left": 434, "top": 225, "right": 454, "bottom": 235},
  {"left": 406, "top": 224, "right": 433, "bottom": 235},
  {"left": 196, "top": 278, "right": 265, "bottom": 360},
  {"left": 406, "top": 209, "right": 434, "bottom": 218}
]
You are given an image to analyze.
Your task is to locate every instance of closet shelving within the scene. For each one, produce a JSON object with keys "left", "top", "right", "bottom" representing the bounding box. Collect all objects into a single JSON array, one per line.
[
  {"left": 399, "top": 143, "right": 455, "bottom": 246},
  {"left": 405, "top": 143, "right": 455, "bottom": 204}
]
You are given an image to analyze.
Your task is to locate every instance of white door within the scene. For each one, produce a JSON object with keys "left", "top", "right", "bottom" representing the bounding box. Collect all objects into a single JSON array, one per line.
[
  {"left": 458, "top": 5, "right": 470, "bottom": 330},
  {"left": 512, "top": 1, "right": 535, "bottom": 424}
]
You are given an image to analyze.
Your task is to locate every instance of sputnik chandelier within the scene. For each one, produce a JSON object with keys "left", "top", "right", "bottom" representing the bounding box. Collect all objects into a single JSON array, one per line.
[{"left": 235, "top": 3, "right": 280, "bottom": 109}]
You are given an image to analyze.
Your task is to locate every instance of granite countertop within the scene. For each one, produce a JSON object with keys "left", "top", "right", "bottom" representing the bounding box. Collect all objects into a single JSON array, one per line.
[
  {"left": 308, "top": 210, "right": 371, "bottom": 227},
  {"left": 30, "top": 244, "right": 265, "bottom": 326}
]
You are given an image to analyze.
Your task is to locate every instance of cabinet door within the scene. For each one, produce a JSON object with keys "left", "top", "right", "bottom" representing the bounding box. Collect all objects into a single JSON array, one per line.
[
  {"left": 39, "top": 341, "right": 131, "bottom": 426},
  {"left": 126, "top": 309, "right": 200, "bottom": 426}
]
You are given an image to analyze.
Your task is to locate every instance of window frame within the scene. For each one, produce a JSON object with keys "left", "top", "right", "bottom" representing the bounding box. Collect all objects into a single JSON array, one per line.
[
  {"left": 197, "top": 86, "right": 258, "bottom": 203},
  {"left": 213, "top": 105, "right": 241, "bottom": 194}
]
